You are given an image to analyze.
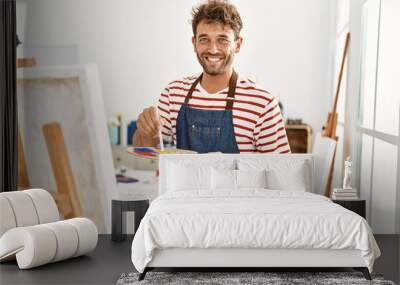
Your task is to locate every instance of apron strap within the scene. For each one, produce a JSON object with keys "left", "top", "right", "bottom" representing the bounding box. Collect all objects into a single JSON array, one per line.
[
  {"left": 184, "top": 75, "right": 202, "bottom": 104},
  {"left": 184, "top": 70, "right": 238, "bottom": 110},
  {"left": 225, "top": 70, "right": 238, "bottom": 110}
]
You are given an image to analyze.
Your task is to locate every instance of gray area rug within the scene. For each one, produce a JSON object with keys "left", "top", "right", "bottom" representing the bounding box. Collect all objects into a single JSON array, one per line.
[{"left": 116, "top": 271, "right": 396, "bottom": 285}]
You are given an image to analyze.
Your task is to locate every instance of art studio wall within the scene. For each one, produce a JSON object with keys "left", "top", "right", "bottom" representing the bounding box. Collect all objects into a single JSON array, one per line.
[{"left": 16, "top": 0, "right": 337, "bottom": 135}]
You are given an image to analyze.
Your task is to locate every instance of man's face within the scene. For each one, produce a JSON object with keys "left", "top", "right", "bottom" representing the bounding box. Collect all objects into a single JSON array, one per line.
[{"left": 192, "top": 20, "right": 242, "bottom": 76}]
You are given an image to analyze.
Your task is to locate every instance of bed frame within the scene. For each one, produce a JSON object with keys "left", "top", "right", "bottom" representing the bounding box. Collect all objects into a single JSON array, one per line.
[
  {"left": 138, "top": 248, "right": 371, "bottom": 280},
  {"left": 137, "top": 154, "right": 372, "bottom": 281}
]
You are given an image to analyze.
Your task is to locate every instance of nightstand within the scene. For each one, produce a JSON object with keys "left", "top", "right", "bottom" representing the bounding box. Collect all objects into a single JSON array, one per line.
[
  {"left": 332, "top": 199, "right": 366, "bottom": 218},
  {"left": 111, "top": 168, "right": 158, "bottom": 241},
  {"left": 111, "top": 197, "right": 149, "bottom": 242}
]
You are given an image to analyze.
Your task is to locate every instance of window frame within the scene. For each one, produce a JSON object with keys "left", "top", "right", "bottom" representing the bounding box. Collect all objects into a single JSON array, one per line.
[{"left": 354, "top": 0, "right": 400, "bottom": 234}]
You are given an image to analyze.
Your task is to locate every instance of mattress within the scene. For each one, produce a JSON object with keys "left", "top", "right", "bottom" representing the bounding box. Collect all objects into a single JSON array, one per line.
[
  {"left": 131, "top": 190, "right": 380, "bottom": 273},
  {"left": 148, "top": 248, "right": 365, "bottom": 267}
]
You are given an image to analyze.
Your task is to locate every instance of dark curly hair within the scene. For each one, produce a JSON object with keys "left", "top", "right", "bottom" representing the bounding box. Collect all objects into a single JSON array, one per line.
[{"left": 191, "top": 0, "right": 243, "bottom": 40}]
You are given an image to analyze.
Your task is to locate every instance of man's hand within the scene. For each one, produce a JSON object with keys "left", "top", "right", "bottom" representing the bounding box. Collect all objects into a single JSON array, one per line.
[{"left": 133, "top": 107, "right": 161, "bottom": 146}]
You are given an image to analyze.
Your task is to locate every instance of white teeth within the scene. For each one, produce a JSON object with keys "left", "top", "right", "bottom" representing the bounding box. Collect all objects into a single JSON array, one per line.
[{"left": 206, "top": 57, "right": 222, "bottom": 62}]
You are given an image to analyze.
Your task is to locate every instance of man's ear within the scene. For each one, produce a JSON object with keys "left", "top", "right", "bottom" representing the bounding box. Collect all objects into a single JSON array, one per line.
[
  {"left": 192, "top": 36, "right": 196, "bottom": 51},
  {"left": 235, "top": 37, "right": 243, "bottom": 53}
]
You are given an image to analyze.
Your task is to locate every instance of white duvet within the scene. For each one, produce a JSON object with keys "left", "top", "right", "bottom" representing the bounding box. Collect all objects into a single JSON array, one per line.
[{"left": 131, "top": 190, "right": 380, "bottom": 273}]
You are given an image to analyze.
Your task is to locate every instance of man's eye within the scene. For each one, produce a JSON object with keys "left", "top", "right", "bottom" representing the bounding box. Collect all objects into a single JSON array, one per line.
[
  {"left": 198, "top": 38, "right": 208, "bottom": 44},
  {"left": 218, "top": 38, "right": 229, "bottom": 45}
]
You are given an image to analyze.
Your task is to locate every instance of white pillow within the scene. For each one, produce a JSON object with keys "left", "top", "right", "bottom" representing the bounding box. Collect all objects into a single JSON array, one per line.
[
  {"left": 211, "top": 168, "right": 236, "bottom": 191},
  {"left": 265, "top": 161, "right": 308, "bottom": 191},
  {"left": 167, "top": 162, "right": 212, "bottom": 191},
  {"left": 236, "top": 169, "right": 266, "bottom": 188},
  {"left": 211, "top": 169, "right": 267, "bottom": 191},
  {"left": 237, "top": 158, "right": 312, "bottom": 192}
]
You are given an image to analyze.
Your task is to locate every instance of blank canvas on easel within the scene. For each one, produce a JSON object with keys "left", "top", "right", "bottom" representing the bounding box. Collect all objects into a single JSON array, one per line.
[{"left": 17, "top": 65, "right": 116, "bottom": 233}]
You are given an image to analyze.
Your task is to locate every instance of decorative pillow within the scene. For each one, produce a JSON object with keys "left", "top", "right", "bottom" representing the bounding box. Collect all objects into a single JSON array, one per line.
[
  {"left": 211, "top": 168, "right": 237, "bottom": 191},
  {"left": 265, "top": 161, "right": 308, "bottom": 191},
  {"left": 237, "top": 157, "right": 312, "bottom": 192},
  {"left": 167, "top": 162, "right": 212, "bottom": 191},
  {"left": 236, "top": 169, "right": 267, "bottom": 189}
]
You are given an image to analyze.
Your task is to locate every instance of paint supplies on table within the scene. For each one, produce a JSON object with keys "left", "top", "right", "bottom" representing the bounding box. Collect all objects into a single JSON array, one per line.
[
  {"left": 126, "top": 147, "right": 197, "bottom": 160},
  {"left": 127, "top": 121, "right": 137, "bottom": 145},
  {"left": 108, "top": 117, "right": 120, "bottom": 145},
  {"left": 108, "top": 113, "right": 131, "bottom": 146},
  {"left": 116, "top": 174, "right": 139, "bottom": 183},
  {"left": 115, "top": 167, "right": 139, "bottom": 183}
]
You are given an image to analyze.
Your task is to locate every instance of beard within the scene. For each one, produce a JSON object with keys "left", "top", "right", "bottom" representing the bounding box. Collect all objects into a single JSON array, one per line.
[{"left": 196, "top": 50, "right": 235, "bottom": 76}]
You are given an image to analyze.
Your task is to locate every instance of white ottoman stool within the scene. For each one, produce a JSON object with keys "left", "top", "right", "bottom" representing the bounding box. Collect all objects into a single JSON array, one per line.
[{"left": 0, "top": 189, "right": 98, "bottom": 269}]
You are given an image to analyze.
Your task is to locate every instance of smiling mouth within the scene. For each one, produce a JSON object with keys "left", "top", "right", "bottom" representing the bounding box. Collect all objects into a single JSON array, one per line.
[{"left": 204, "top": 56, "right": 224, "bottom": 64}]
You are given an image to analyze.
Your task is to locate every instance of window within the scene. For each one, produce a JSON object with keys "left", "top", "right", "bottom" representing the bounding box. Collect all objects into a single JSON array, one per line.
[{"left": 358, "top": 0, "right": 400, "bottom": 234}]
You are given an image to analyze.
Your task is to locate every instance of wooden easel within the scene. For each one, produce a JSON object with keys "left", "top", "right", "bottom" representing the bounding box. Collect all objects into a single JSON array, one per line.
[
  {"left": 17, "top": 58, "right": 82, "bottom": 218},
  {"left": 43, "top": 122, "right": 82, "bottom": 218},
  {"left": 17, "top": 131, "right": 30, "bottom": 189},
  {"left": 322, "top": 33, "right": 351, "bottom": 198}
]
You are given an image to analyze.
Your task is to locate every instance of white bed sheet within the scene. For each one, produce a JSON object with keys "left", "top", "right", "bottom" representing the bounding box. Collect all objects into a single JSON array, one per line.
[{"left": 131, "top": 190, "right": 380, "bottom": 273}]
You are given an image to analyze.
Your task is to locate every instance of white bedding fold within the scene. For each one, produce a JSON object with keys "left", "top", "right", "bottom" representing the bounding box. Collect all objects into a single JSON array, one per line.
[{"left": 131, "top": 190, "right": 380, "bottom": 273}]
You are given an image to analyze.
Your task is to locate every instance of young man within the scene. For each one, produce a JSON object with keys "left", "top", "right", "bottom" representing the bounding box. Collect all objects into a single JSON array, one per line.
[{"left": 133, "top": 0, "right": 290, "bottom": 154}]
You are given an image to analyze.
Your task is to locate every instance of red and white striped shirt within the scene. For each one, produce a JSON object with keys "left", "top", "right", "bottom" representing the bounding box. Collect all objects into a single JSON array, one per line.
[{"left": 157, "top": 74, "right": 291, "bottom": 154}]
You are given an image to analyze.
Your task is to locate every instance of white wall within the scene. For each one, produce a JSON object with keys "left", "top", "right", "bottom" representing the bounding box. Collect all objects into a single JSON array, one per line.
[{"left": 18, "top": 0, "right": 336, "bottom": 134}]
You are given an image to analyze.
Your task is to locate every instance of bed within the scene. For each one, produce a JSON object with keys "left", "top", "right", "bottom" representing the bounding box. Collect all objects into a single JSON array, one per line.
[{"left": 131, "top": 154, "right": 380, "bottom": 281}]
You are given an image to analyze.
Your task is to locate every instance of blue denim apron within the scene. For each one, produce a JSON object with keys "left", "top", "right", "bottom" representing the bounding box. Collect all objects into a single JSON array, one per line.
[{"left": 176, "top": 71, "right": 240, "bottom": 153}]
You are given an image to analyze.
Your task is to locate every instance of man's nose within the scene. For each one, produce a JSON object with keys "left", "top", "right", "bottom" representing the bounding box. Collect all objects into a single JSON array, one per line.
[{"left": 207, "top": 40, "right": 219, "bottom": 53}]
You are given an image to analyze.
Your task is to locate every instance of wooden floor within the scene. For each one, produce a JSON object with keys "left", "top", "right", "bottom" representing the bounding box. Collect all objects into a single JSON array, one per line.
[{"left": 0, "top": 235, "right": 398, "bottom": 285}]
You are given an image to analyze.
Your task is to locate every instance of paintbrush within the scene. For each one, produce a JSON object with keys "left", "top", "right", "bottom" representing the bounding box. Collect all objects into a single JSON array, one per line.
[{"left": 156, "top": 107, "right": 164, "bottom": 151}]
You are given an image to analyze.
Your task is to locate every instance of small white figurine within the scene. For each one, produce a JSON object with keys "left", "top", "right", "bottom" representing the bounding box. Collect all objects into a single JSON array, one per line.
[{"left": 343, "top": 156, "right": 352, "bottom": 190}]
